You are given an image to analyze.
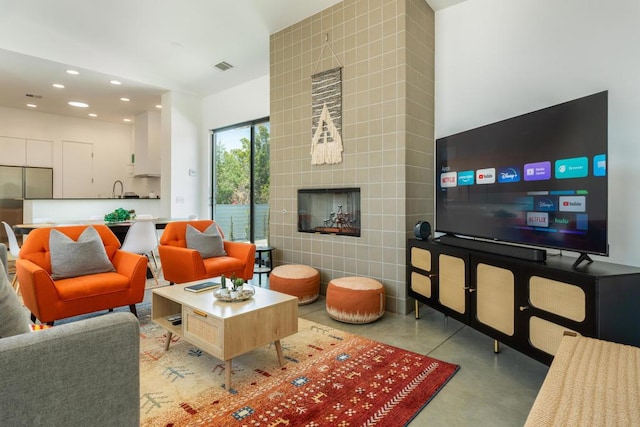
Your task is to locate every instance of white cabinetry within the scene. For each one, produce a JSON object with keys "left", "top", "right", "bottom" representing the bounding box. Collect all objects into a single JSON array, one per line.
[
  {"left": 26, "top": 139, "right": 53, "bottom": 167},
  {"left": 134, "top": 111, "right": 160, "bottom": 177},
  {"left": 0, "top": 137, "right": 53, "bottom": 167},
  {"left": 0, "top": 136, "right": 26, "bottom": 166}
]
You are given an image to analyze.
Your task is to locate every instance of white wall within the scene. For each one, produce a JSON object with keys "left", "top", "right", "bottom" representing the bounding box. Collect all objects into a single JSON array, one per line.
[
  {"left": 0, "top": 106, "right": 140, "bottom": 198},
  {"left": 163, "top": 91, "right": 203, "bottom": 219},
  {"left": 200, "top": 75, "right": 270, "bottom": 219},
  {"left": 435, "top": 0, "right": 640, "bottom": 266}
]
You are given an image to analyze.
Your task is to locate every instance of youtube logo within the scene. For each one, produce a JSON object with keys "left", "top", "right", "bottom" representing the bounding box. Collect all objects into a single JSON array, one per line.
[
  {"left": 559, "top": 196, "right": 586, "bottom": 212},
  {"left": 476, "top": 168, "right": 496, "bottom": 184}
]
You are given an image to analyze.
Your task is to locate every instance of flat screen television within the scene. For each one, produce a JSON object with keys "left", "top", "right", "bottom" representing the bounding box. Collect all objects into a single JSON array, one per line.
[{"left": 435, "top": 91, "right": 608, "bottom": 258}]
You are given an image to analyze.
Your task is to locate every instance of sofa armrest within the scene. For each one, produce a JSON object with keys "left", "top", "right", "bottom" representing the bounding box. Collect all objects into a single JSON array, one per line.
[
  {"left": 111, "top": 249, "right": 148, "bottom": 297},
  {"left": 223, "top": 241, "right": 256, "bottom": 280},
  {"left": 158, "top": 245, "right": 206, "bottom": 283},
  {"left": 16, "top": 258, "right": 59, "bottom": 322},
  {"left": 0, "top": 312, "right": 140, "bottom": 426}
]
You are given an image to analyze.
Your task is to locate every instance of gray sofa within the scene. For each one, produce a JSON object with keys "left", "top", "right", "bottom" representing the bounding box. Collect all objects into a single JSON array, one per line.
[{"left": 0, "top": 244, "right": 141, "bottom": 426}]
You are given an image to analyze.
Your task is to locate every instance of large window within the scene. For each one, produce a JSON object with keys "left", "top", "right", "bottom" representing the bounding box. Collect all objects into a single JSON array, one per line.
[{"left": 211, "top": 118, "right": 269, "bottom": 244}]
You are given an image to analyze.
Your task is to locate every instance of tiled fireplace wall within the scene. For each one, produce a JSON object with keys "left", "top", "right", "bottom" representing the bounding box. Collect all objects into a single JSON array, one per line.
[{"left": 269, "top": 0, "right": 434, "bottom": 314}]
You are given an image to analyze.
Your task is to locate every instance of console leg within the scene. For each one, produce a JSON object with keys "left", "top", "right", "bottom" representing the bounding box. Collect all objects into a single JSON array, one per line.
[
  {"left": 494, "top": 340, "right": 500, "bottom": 353},
  {"left": 415, "top": 300, "right": 420, "bottom": 319}
]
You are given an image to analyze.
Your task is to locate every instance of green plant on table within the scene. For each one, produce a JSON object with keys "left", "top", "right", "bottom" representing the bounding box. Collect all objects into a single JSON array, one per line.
[
  {"left": 104, "top": 208, "right": 134, "bottom": 223},
  {"left": 228, "top": 273, "right": 244, "bottom": 291}
]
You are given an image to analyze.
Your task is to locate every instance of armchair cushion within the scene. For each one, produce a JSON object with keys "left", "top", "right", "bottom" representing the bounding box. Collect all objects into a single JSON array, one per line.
[
  {"left": 186, "top": 223, "right": 227, "bottom": 258},
  {"left": 50, "top": 226, "right": 115, "bottom": 279},
  {"left": 0, "top": 262, "right": 31, "bottom": 338}
]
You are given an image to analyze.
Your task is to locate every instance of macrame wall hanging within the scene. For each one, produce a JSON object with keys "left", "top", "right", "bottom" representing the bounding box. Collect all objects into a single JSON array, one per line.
[{"left": 310, "top": 36, "right": 343, "bottom": 165}]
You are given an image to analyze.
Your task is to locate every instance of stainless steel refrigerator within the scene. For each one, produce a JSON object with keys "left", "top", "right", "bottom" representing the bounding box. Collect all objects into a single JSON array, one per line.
[{"left": 0, "top": 166, "right": 53, "bottom": 243}]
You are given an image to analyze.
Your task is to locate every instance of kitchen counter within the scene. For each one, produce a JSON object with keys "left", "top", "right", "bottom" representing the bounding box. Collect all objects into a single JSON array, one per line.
[
  {"left": 23, "top": 198, "right": 165, "bottom": 223},
  {"left": 25, "top": 197, "right": 161, "bottom": 200}
]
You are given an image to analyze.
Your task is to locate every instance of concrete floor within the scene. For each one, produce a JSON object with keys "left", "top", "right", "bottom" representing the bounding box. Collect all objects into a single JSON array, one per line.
[{"left": 296, "top": 295, "right": 549, "bottom": 426}]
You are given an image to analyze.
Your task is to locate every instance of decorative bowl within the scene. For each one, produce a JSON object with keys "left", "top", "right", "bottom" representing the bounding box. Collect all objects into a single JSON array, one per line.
[{"left": 214, "top": 285, "right": 255, "bottom": 302}]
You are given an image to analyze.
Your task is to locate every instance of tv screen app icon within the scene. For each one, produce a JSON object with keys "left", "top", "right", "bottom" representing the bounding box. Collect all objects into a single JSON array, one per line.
[
  {"left": 498, "top": 167, "right": 520, "bottom": 183},
  {"left": 526, "top": 212, "right": 549, "bottom": 228},
  {"left": 457, "top": 170, "right": 475, "bottom": 186},
  {"left": 524, "top": 161, "right": 551, "bottom": 181},
  {"left": 594, "top": 154, "right": 606, "bottom": 177},
  {"left": 476, "top": 168, "right": 496, "bottom": 184},
  {"left": 440, "top": 172, "right": 457, "bottom": 188},
  {"left": 555, "top": 157, "right": 588, "bottom": 179}
]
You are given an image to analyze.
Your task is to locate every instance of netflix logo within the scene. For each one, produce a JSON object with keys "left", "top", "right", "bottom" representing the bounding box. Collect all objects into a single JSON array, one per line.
[{"left": 440, "top": 172, "right": 457, "bottom": 188}]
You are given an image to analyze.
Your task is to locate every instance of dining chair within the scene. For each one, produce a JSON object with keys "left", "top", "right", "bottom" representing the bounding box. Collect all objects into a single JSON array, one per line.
[
  {"left": 1, "top": 221, "right": 21, "bottom": 292},
  {"left": 120, "top": 219, "right": 160, "bottom": 286}
]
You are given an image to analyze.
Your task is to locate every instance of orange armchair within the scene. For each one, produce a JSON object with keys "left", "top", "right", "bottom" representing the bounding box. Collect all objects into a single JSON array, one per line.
[
  {"left": 16, "top": 225, "right": 147, "bottom": 325},
  {"left": 158, "top": 220, "right": 256, "bottom": 284}
]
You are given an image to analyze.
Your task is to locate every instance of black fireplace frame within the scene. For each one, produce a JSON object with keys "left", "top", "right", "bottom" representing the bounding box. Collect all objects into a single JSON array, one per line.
[{"left": 297, "top": 187, "right": 361, "bottom": 237}]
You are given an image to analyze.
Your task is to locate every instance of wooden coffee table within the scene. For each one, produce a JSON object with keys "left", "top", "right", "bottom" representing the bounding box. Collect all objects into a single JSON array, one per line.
[{"left": 152, "top": 280, "right": 298, "bottom": 390}]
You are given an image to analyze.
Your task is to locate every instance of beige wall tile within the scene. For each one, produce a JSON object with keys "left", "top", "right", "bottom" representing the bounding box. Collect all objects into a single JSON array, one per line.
[{"left": 269, "top": 0, "right": 433, "bottom": 315}]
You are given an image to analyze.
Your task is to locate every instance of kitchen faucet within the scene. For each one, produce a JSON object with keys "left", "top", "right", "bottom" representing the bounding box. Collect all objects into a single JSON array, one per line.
[{"left": 112, "top": 180, "right": 124, "bottom": 198}]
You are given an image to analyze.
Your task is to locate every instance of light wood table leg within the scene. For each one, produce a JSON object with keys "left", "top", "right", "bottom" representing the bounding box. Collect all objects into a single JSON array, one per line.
[
  {"left": 275, "top": 340, "right": 285, "bottom": 366},
  {"left": 225, "top": 359, "right": 232, "bottom": 390},
  {"left": 165, "top": 331, "right": 172, "bottom": 351}
]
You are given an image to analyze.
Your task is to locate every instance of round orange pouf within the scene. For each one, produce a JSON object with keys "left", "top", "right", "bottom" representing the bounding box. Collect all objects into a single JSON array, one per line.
[
  {"left": 326, "top": 277, "right": 385, "bottom": 324},
  {"left": 269, "top": 264, "right": 320, "bottom": 305}
]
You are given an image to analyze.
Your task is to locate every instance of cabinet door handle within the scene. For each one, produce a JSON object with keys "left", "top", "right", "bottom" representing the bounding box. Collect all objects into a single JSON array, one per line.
[
  {"left": 519, "top": 306, "right": 529, "bottom": 311},
  {"left": 193, "top": 309, "right": 208, "bottom": 318},
  {"left": 464, "top": 287, "right": 476, "bottom": 293}
]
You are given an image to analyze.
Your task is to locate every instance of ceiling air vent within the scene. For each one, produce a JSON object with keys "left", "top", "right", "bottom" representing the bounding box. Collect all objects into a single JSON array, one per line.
[
  {"left": 25, "top": 93, "right": 44, "bottom": 99},
  {"left": 213, "top": 61, "right": 233, "bottom": 71}
]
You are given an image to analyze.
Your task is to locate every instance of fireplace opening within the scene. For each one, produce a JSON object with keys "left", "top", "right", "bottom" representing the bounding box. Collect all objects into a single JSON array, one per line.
[{"left": 297, "top": 188, "right": 361, "bottom": 237}]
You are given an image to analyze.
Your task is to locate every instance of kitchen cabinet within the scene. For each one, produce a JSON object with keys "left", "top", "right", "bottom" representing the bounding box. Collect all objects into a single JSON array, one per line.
[
  {"left": 26, "top": 139, "right": 53, "bottom": 167},
  {"left": 408, "top": 238, "right": 640, "bottom": 365},
  {"left": 134, "top": 111, "right": 160, "bottom": 177},
  {"left": 0, "top": 137, "right": 53, "bottom": 167},
  {"left": 0, "top": 136, "right": 26, "bottom": 166}
]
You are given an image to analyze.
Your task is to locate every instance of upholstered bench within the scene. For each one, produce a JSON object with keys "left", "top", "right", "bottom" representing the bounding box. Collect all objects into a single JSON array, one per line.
[
  {"left": 326, "top": 276, "right": 385, "bottom": 324},
  {"left": 269, "top": 264, "right": 320, "bottom": 305},
  {"left": 525, "top": 332, "right": 640, "bottom": 426}
]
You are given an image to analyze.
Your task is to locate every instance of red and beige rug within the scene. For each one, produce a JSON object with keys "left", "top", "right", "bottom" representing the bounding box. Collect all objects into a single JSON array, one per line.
[{"left": 140, "top": 318, "right": 459, "bottom": 426}]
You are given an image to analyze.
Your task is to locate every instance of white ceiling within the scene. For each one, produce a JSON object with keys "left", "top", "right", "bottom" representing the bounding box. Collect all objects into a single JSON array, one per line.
[{"left": 0, "top": 0, "right": 464, "bottom": 124}]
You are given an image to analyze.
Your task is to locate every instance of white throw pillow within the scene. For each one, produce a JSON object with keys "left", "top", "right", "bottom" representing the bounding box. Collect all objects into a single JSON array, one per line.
[
  {"left": 49, "top": 226, "right": 115, "bottom": 279},
  {"left": 186, "top": 223, "right": 227, "bottom": 258}
]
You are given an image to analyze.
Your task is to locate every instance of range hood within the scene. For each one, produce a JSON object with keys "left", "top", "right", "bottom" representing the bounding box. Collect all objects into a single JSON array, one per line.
[{"left": 134, "top": 111, "right": 161, "bottom": 177}]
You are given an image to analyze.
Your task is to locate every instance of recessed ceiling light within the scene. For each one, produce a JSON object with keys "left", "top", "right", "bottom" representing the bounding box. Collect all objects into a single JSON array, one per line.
[
  {"left": 123, "top": 118, "right": 132, "bottom": 122},
  {"left": 88, "top": 113, "right": 98, "bottom": 117},
  {"left": 120, "top": 97, "right": 130, "bottom": 102},
  {"left": 68, "top": 101, "right": 89, "bottom": 108},
  {"left": 52, "top": 83, "right": 65, "bottom": 89},
  {"left": 66, "top": 69, "right": 79, "bottom": 75},
  {"left": 155, "top": 104, "right": 162, "bottom": 109},
  {"left": 26, "top": 103, "right": 37, "bottom": 108},
  {"left": 110, "top": 80, "right": 122, "bottom": 85}
]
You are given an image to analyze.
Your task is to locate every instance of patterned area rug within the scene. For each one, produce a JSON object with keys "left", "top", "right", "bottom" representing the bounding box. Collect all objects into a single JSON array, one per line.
[{"left": 140, "top": 317, "right": 459, "bottom": 426}]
